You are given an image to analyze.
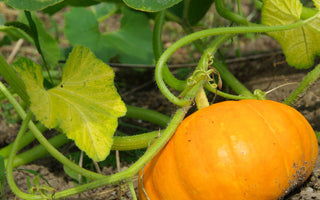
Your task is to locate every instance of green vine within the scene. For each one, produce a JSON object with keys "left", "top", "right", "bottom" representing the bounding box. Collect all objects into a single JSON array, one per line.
[
  {"left": 283, "top": 63, "right": 320, "bottom": 106},
  {"left": 0, "top": 1, "right": 320, "bottom": 199},
  {"left": 153, "top": 11, "right": 187, "bottom": 91},
  {"left": 6, "top": 111, "right": 36, "bottom": 199},
  {"left": 155, "top": 16, "right": 318, "bottom": 106}
]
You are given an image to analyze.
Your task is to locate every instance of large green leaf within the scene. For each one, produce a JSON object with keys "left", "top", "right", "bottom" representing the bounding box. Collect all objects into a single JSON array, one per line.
[
  {"left": 64, "top": 7, "right": 117, "bottom": 63},
  {"left": 13, "top": 45, "right": 127, "bottom": 161},
  {"left": 5, "top": 13, "right": 60, "bottom": 69},
  {"left": 123, "top": 0, "right": 182, "bottom": 12},
  {"left": 261, "top": 0, "right": 320, "bottom": 69},
  {"left": 43, "top": 0, "right": 101, "bottom": 15},
  {"left": 169, "top": 0, "right": 215, "bottom": 25},
  {"left": 28, "top": 13, "right": 60, "bottom": 69},
  {"left": 0, "top": 0, "right": 64, "bottom": 11},
  {"left": 64, "top": 6, "right": 153, "bottom": 64}
]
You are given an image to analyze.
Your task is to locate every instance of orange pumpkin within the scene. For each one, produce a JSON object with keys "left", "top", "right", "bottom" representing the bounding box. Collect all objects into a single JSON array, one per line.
[{"left": 138, "top": 100, "right": 318, "bottom": 200}]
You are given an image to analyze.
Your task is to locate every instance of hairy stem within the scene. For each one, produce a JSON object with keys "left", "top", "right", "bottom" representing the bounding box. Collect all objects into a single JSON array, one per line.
[
  {"left": 283, "top": 64, "right": 320, "bottom": 106},
  {"left": 6, "top": 111, "right": 40, "bottom": 199},
  {"left": 153, "top": 11, "right": 186, "bottom": 91},
  {"left": 213, "top": 58, "right": 255, "bottom": 98},
  {"left": 0, "top": 81, "right": 105, "bottom": 180},
  {"left": 0, "top": 104, "right": 170, "bottom": 168},
  {"left": 53, "top": 106, "right": 190, "bottom": 199},
  {"left": 215, "top": 0, "right": 249, "bottom": 25},
  {"left": 0, "top": 123, "right": 46, "bottom": 159},
  {"left": 112, "top": 131, "right": 161, "bottom": 151},
  {"left": 126, "top": 105, "right": 170, "bottom": 127},
  {"left": 5, "top": 134, "right": 70, "bottom": 168},
  {"left": 8, "top": 130, "right": 162, "bottom": 169},
  {"left": 155, "top": 19, "right": 315, "bottom": 105}
]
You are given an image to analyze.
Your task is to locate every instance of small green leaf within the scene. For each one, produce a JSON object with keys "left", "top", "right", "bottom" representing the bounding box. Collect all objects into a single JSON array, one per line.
[
  {"left": 123, "top": 0, "right": 182, "bottom": 12},
  {"left": 1, "top": 0, "right": 64, "bottom": 11},
  {"left": 261, "top": 0, "right": 320, "bottom": 69},
  {"left": 13, "top": 45, "right": 127, "bottom": 161}
]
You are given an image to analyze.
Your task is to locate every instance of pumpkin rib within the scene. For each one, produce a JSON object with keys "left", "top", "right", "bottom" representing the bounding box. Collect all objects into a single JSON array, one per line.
[
  {"left": 226, "top": 101, "right": 288, "bottom": 198},
  {"left": 242, "top": 101, "right": 293, "bottom": 187},
  {"left": 270, "top": 102, "right": 318, "bottom": 188},
  {"left": 171, "top": 114, "right": 210, "bottom": 199},
  {"left": 241, "top": 100, "right": 316, "bottom": 196},
  {"left": 138, "top": 100, "right": 318, "bottom": 200}
]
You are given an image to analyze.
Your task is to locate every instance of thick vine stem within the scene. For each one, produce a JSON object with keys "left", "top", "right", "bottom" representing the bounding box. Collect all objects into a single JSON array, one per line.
[
  {"left": 213, "top": 58, "right": 256, "bottom": 98},
  {"left": 125, "top": 105, "right": 170, "bottom": 127},
  {"left": 0, "top": 81, "right": 105, "bottom": 181},
  {"left": 112, "top": 130, "right": 162, "bottom": 151},
  {"left": 195, "top": 87, "right": 209, "bottom": 109},
  {"left": 1, "top": 103, "right": 170, "bottom": 168},
  {"left": 204, "top": 83, "right": 250, "bottom": 100},
  {"left": 6, "top": 111, "right": 41, "bottom": 200},
  {"left": 215, "top": 0, "right": 249, "bottom": 25},
  {"left": 155, "top": 18, "right": 317, "bottom": 106},
  {"left": 4, "top": 134, "right": 70, "bottom": 168},
  {"left": 283, "top": 63, "right": 320, "bottom": 106},
  {"left": 7, "top": 130, "right": 163, "bottom": 168},
  {"left": 153, "top": 11, "right": 186, "bottom": 91},
  {"left": 52, "top": 106, "right": 191, "bottom": 199},
  {"left": 0, "top": 123, "right": 46, "bottom": 159}
]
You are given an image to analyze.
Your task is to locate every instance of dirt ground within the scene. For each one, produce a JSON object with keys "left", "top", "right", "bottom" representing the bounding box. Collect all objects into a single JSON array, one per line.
[
  {"left": 2, "top": 42, "right": 320, "bottom": 199},
  {"left": 0, "top": 3, "right": 320, "bottom": 200}
]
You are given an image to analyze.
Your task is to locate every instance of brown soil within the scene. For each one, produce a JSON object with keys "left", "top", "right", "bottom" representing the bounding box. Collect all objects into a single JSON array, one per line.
[
  {"left": 4, "top": 49, "right": 320, "bottom": 200},
  {"left": 0, "top": 3, "right": 320, "bottom": 200}
]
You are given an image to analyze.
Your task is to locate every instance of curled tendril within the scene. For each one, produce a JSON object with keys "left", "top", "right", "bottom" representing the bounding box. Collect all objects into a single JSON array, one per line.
[{"left": 187, "top": 66, "right": 222, "bottom": 90}]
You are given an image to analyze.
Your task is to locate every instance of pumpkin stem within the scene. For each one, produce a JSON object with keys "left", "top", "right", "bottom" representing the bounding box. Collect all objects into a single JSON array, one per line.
[{"left": 195, "top": 87, "right": 210, "bottom": 109}]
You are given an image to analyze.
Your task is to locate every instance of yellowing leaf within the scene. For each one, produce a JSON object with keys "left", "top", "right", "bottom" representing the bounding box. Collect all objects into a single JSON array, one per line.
[
  {"left": 314, "top": 0, "right": 320, "bottom": 10},
  {"left": 262, "top": 0, "right": 320, "bottom": 68},
  {"left": 13, "top": 46, "right": 127, "bottom": 161}
]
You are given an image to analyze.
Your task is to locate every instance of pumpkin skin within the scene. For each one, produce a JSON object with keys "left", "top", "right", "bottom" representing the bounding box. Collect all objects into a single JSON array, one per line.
[{"left": 138, "top": 100, "right": 318, "bottom": 200}]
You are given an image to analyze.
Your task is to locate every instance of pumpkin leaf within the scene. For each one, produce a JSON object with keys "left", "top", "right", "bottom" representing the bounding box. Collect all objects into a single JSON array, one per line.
[
  {"left": 315, "top": 0, "right": 320, "bottom": 9},
  {"left": 5, "top": 13, "right": 60, "bottom": 69},
  {"left": 24, "top": 13, "right": 60, "bottom": 69},
  {"left": 168, "top": 0, "right": 214, "bottom": 25},
  {"left": 43, "top": 0, "right": 101, "bottom": 15},
  {"left": 64, "top": 6, "right": 153, "bottom": 64},
  {"left": 13, "top": 45, "right": 127, "bottom": 161},
  {"left": 261, "top": 0, "right": 320, "bottom": 69},
  {"left": 122, "top": 0, "right": 182, "bottom": 12},
  {"left": 0, "top": 0, "right": 64, "bottom": 11}
]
